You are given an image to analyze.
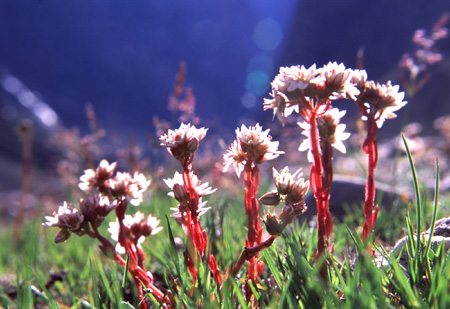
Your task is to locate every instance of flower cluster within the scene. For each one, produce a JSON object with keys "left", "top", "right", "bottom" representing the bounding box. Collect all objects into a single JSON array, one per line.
[
  {"left": 259, "top": 167, "right": 309, "bottom": 236},
  {"left": 44, "top": 160, "right": 153, "bottom": 245},
  {"left": 78, "top": 159, "right": 151, "bottom": 206},
  {"left": 264, "top": 62, "right": 358, "bottom": 123},
  {"left": 223, "top": 124, "right": 283, "bottom": 177}
]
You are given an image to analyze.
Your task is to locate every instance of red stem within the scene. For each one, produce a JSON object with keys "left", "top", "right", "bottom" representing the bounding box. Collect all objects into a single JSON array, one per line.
[
  {"left": 181, "top": 165, "right": 223, "bottom": 286},
  {"left": 231, "top": 235, "right": 276, "bottom": 278},
  {"left": 362, "top": 117, "right": 379, "bottom": 241},
  {"left": 92, "top": 223, "right": 172, "bottom": 307},
  {"left": 308, "top": 110, "right": 326, "bottom": 258},
  {"left": 321, "top": 142, "right": 334, "bottom": 240}
]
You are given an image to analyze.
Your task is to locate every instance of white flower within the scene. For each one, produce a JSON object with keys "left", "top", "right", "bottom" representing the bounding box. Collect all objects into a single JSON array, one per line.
[
  {"left": 109, "top": 172, "right": 151, "bottom": 206},
  {"left": 78, "top": 160, "right": 117, "bottom": 193},
  {"left": 298, "top": 107, "right": 350, "bottom": 161},
  {"left": 316, "top": 62, "right": 359, "bottom": 100},
  {"left": 164, "top": 171, "right": 216, "bottom": 201},
  {"left": 223, "top": 124, "right": 283, "bottom": 177},
  {"left": 160, "top": 123, "right": 208, "bottom": 161},
  {"left": 108, "top": 211, "right": 162, "bottom": 254},
  {"left": 43, "top": 202, "right": 84, "bottom": 231},
  {"left": 357, "top": 81, "right": 407, "bottom": 128}
]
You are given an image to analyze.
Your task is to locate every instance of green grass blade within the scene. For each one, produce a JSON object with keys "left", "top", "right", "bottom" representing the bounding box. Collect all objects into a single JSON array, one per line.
[
  {"left": 262, "top": 249, "right": 283, "bottom": 288},
  {"left": 231, "top": 278, "right": 248, "bottom": 309},
  {"left": 165, "top": 215, "right": 181, "bottom": 277},
  {"left": 425, "top": 158, "right": 440, "bottom": 258},
  {"left": 122, "top": 253, "right": 130, "bottom": 289},
  {"left": 401, "top": 133, "right": 422, "bottom": 256},
  {"left": 89, "top": 258, "right": 101, "bottom": 309}
]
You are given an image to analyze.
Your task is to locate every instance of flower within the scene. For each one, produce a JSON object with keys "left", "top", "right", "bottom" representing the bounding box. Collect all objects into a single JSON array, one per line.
[
  {"left": 223, "top": 124, "right": 283, "bottom": 177},
  {"left": 164, "top": 171, "right": 216, "bottom": 201},
  {"left": 350, "top": 69, "right": 368, "bottom": 92},
  {"left": 271, "top": 167, "right": 309, "bottom": 205},
  {"left": 272, "top": 166, "right": 294, "bottom": 195},
  {"left": 43, "top": 202, "right": 85, "bottom": 242},
  {"left": 43, "top": 202, "right": 84, "bottom": 231},
  {"left": 356, "top": 81, "right": 407, "bottom": 128},
  {"left": 222, "top": 139, "right": 246, "bottom": 177},
  {"left": 109, "top": 172, "right": 151, "bottom": 206},
  {"left": 263, "top": 89, "right": 298, "bottom": 125},
  {"left": 264, "top": 64, "right": 318, "bottom": 124},
  {"left": 298, "top": 107, "right": 350, "bottom": 161},
  {"left": 160, "top": 123, "right": 208, "bottom": 162},
  {"left": 315, "top": 62, "right": 359, "bottom": 100},
  {"left": 78, "top": 160, "right": 117, "bottom": 193},
  {"left": 79, "top": 195, "right": 117, "bottom": 223},
  {"left": 108, "top": 212, "right": 163, "bottom": 253}
]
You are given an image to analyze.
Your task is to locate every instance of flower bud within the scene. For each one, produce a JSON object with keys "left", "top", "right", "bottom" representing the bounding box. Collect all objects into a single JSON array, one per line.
[
  {"left": 173, "top": 183, "right": 189, "bottom": 203},
  {"left": 259, "top": 191, "right": 281, "bottom": 206},
  {"left": 186, "top": 138, "right": 199, "bottom": 153},
  {"left": 262, "top": 211, "right": 286, "bottom": 236},
  {"left": 54, "top": 229, "right": 71, "bottom": 243}
]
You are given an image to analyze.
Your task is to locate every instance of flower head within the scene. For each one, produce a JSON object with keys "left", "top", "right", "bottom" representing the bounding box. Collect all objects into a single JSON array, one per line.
[
  {"left": 271, "top": 167, "right": 309, "bottom": 205},
  {"left": 264, "top": 65, "right": 318, "bottom": 124},
  {"left": 223, "top": 124, "right": 283, "bottom": 177},
  {"left": 298, "top": 107, "right": 350, "bottom": 161},
  {"left": 109, "top": 172, "right": 151, "bottom": 206},
  {"left": 315, "top": 62, "right": 359, "bottom": 100},
  {"left": 160, "top": 123, "right": 208, "bottom": 162},
  {"left": 355, "top": 80, "right": 407, "bottom": 128},
  {"left": 79, "top": 160, "right": 117, "bottom": 193},
  {"left": 44, "top": 202, "right": 84, "bottom": 231},
  {"left": 164, "top": 171, "right": 216, "bottom": 202},
  {"left": 108, "top": 212, "right": 163, "bottom": 253},
  {"left": 43, "top": 202, "right": 84, "bottom": 242},
  {"left": 79, "top": 195, "right": 117, "bottom": 226}
]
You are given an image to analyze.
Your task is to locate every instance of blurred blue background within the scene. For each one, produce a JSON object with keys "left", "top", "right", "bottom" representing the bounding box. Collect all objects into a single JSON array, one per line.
[
  {"left": 0, "top": 0, "right": 449, "bottom": 151},
  {"left": 1, "top": 0, "right": 450, "bottom": 213}
]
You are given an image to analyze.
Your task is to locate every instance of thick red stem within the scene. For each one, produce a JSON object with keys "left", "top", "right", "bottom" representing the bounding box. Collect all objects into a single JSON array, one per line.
[
  {"left": 362, "top": 118, "right": 379, "bottom": 241},
  {"left": 309, "top": 111, "right": 326, "bottom": 259},
  {"left": 321, "top": 141, "right": 334, "bottom": 240},
  {"left": 181, "top": 165, "right": 223, "bottom": 286}
]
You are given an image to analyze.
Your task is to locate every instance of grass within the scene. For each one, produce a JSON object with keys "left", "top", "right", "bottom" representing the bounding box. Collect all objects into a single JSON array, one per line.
[{"left": 1, "top": 137, "right": 450, "bottom": 308}]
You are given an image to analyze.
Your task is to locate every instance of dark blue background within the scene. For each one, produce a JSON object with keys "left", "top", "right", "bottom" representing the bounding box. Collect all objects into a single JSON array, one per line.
[{"left": 1, "top": 0, "right": 449, "bottom": 138}]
